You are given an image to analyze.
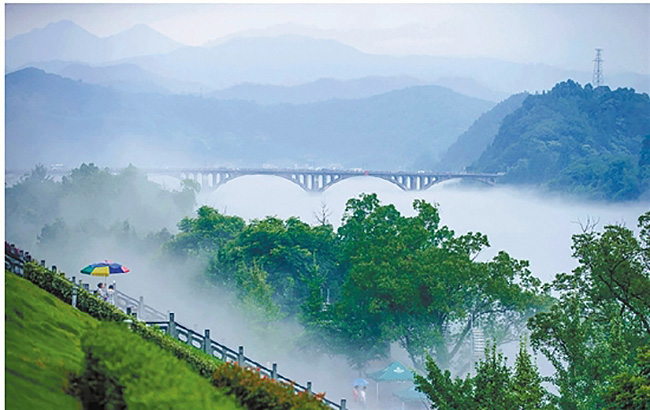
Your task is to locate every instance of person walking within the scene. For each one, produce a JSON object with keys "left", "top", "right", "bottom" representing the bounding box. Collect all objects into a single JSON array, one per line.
[{"left": 359, "top": 386, "right": 366, "bottom": 409}]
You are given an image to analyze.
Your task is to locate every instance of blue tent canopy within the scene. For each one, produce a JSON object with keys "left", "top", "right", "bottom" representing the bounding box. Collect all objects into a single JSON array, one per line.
[{"left": 367, "top": 361, "right": 414, "bottom": 382}]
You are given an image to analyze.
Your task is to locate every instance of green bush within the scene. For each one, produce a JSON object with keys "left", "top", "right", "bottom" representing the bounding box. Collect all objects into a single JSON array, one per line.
[
  {"left": 76, "top": 321, "right": 240, "bottom": 410},
  {"left": 211, "top": 363, "right": 330, "bottom": 410}
]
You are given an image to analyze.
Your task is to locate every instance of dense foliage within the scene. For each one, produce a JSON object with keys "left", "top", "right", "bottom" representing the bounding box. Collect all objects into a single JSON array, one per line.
[
  {"left": 72, "top": 322, "right": 240, "bottom": 410},
  {"left": 310, "top": 194, "right": 548, "bottom": 371},
  {"left": 414, "top": 340, "right": 553, "bottom": 410},
  {"left": 528, "top": 211, "right": 650, "bottom": 410},
  {"left": 472, "top": 81, "right": 650, "bottom": 200},
  {"left": 415, "top": 211, "right": 650, "bottom": 409},
  {"left": 210, "top": 215, "right": 341, "bottom": 317},
  {"left": 173, "top": 195, "right": 549, "bottom": 374}
]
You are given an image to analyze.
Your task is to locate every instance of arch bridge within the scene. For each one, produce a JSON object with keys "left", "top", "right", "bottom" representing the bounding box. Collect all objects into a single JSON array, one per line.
[{"left": 148, "top": 168, "right": 503, "bottom": 193}]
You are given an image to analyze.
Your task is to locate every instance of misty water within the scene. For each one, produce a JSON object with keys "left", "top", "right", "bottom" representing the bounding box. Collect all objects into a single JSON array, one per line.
[{"left": 90, "top": 174, "right": 642, "bottom": 408}]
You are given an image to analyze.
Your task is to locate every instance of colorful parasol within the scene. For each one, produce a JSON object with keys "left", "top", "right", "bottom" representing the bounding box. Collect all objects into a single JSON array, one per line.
[{"left": 80, "top": 260, "right": 130, "bottom": 277}]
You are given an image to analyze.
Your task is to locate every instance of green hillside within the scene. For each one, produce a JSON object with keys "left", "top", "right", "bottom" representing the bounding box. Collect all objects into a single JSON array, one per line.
[
  {"left": 5, "top": 271, "right": 239, "bottom": 410},
  {"left": 471, "top": 80, "right": 650, "bottom": 200},
  {"left": 436, "top": 92, "right": 528, "bottom": 171},
  {"left": 5, "top": 271, "right": 92, "bottom": 410}
]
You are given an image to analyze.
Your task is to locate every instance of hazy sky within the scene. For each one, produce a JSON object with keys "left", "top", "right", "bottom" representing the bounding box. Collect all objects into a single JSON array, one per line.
[{"left": 5, "top": 3, "right": 650, "bottom": 74}]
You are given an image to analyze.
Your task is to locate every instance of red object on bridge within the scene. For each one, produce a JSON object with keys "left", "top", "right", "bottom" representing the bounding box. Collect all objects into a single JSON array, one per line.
[{"left": 364, "top": 170, "right": 369, "bottom": 175}]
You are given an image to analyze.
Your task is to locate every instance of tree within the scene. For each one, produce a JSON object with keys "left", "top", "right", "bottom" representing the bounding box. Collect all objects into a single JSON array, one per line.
[
  {"left": 210, "top": 216, "right": 341, "bottom": 316},
  {"left": 312, "top": 194, "right": 548, "bottom": 372},
  {"left": 511, "top": 338, "right": 552, "bottom": 410},
  {"left": 414, "top": 354, "right": 473, "bottom": 410},
  {"left": 528, "top": 212, "right": 650, "bottom": 409},
  {"left": 473, "top": 342, "right": 513, "bottom": 410},
  {"left": 414, "top": 341, "right": 553, "bottom": 410},
  {"left": 603, "top": 346, "right": 650, "bottom": 410},
  {"left": 165, "top": 206, "right": 245, "bottom": 259}
]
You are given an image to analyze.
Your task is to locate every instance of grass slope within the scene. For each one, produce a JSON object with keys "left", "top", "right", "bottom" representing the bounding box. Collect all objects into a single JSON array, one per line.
[
  {"left": 4, "top": 272, "right": 239, "bottom": 410},
  {"left": 5, "top": 271, "right": 95, "bottom": 409}
]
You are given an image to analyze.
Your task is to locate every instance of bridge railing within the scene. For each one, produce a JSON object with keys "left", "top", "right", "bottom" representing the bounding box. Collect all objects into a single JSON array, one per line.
[{"left": 4, "top": 242, "right": 346, "bottom": 410}]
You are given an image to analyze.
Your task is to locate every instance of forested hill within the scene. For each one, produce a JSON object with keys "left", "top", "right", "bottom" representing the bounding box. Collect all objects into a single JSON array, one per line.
[{"left": 471, "top": 80, "right": 650, "bottom": 201}]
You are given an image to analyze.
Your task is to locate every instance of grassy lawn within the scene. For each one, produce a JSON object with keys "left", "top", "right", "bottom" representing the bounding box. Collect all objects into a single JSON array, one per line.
[{"left": 5, "top": 271, "right": 98, "bottom": 410}]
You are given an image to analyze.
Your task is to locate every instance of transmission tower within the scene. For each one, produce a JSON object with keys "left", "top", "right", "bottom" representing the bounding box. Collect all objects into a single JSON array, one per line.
[{"left": 593, "top": 48, "right": 604, "bottom": 87}]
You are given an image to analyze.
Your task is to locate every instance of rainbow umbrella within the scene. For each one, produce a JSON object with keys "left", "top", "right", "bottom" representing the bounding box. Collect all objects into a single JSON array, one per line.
[{"left": 80, "top": 260, "right": 130, "bottom": 277}]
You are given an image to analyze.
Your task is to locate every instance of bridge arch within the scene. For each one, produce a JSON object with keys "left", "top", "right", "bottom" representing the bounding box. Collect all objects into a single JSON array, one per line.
[{"left": 147, "top": 168, "right": 503, "bottom": 193}]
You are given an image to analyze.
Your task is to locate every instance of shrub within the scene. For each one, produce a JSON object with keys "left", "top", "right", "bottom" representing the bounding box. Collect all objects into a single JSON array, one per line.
[
  {"left": 211, "top": 363, "right": 330, "bottom": 410},
  {"left": 75, "top": 322, "right": 240, "bottom": 410}
]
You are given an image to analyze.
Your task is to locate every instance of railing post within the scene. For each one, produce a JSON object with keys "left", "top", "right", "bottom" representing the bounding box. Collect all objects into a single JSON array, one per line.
[
  {"left": 272, "top": 363, "right": 278, "bottom": 380},
  {"left": 138, "top": 296, "right": 144, "bottom": 319},
  {"left": 72, "top": 286, "right": 78, "bottom": 308},
  {"left": 126, "top": 306, "right": 132, "bottom": 316},
  {"left": 168, "top": 312, "right": 176, "bottom": 337},
  {"left": 340, "top": 398, "right": 347, "bottom": 410},
  {"left": 203, "top": 329, "right": 211, "bottom": 355},
  {"left": 307, "top": 381, "right": 312, "bottom": 396},
  {"left": 238, "top": 346, "right": 244, "bottom": 366},
  {"left": 40, "top": 260, "right": 45, "bottom": 267},
  {"left": 52, "top": 265, "right": 57, "bottom": 273}
]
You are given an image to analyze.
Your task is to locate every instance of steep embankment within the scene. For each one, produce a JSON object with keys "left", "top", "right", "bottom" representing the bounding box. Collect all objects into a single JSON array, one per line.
[
  {"left": 5, "top": 271, "right": 239, "bottom": 410},
  {"left": 471, "top": 80, "right": 650, "bottom": 200},
  {"left": 5, "top": 271, "right": 94, "bottom": 410}
]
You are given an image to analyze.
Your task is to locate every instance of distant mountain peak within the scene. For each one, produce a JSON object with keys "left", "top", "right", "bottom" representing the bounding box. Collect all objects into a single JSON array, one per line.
[{"left": 38, "top": 19, "right": 92, "bottom": 35}]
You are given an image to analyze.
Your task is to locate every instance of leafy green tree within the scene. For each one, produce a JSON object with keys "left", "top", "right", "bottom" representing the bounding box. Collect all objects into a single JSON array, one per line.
[
  {"left": 234, "top": 260, "right": 283, "bottom": 327},
  {"left": 414, "top": 354, "right": 473, "bottom": 410},
  {"left": 511, "top": 338, "right": 552, "bottom": 410},
  {"left": 415, "top": 341, "right": 553, "bottom": 410},
  {"left": 308, "top": 194, "right": 548, "bottom": 372},
  {"left": 528, "top": 212, "right": 650, "bottom": 409},
  {"left": 165, "top": 205, "right": 245, "bottom": 259},
  {"left": 210, "top": 216, "right": 340, "bottom": 316},
  {"left": 473, "top": 342, "right": 513, "bottom": 410},
  {"left": 603, "top": 346, "right": 650, "bottom": 410}
]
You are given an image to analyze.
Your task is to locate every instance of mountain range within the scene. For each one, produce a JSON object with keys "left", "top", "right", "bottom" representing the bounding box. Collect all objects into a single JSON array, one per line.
[
  {"left": 7, "top": 21, "right": 649, "bottom": 98},
  {"left": 5, "top": 68, "right": 495, "bottom": 170},
  {"left": 6, "top": 20, "right": 183, "bottom": 70}
]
